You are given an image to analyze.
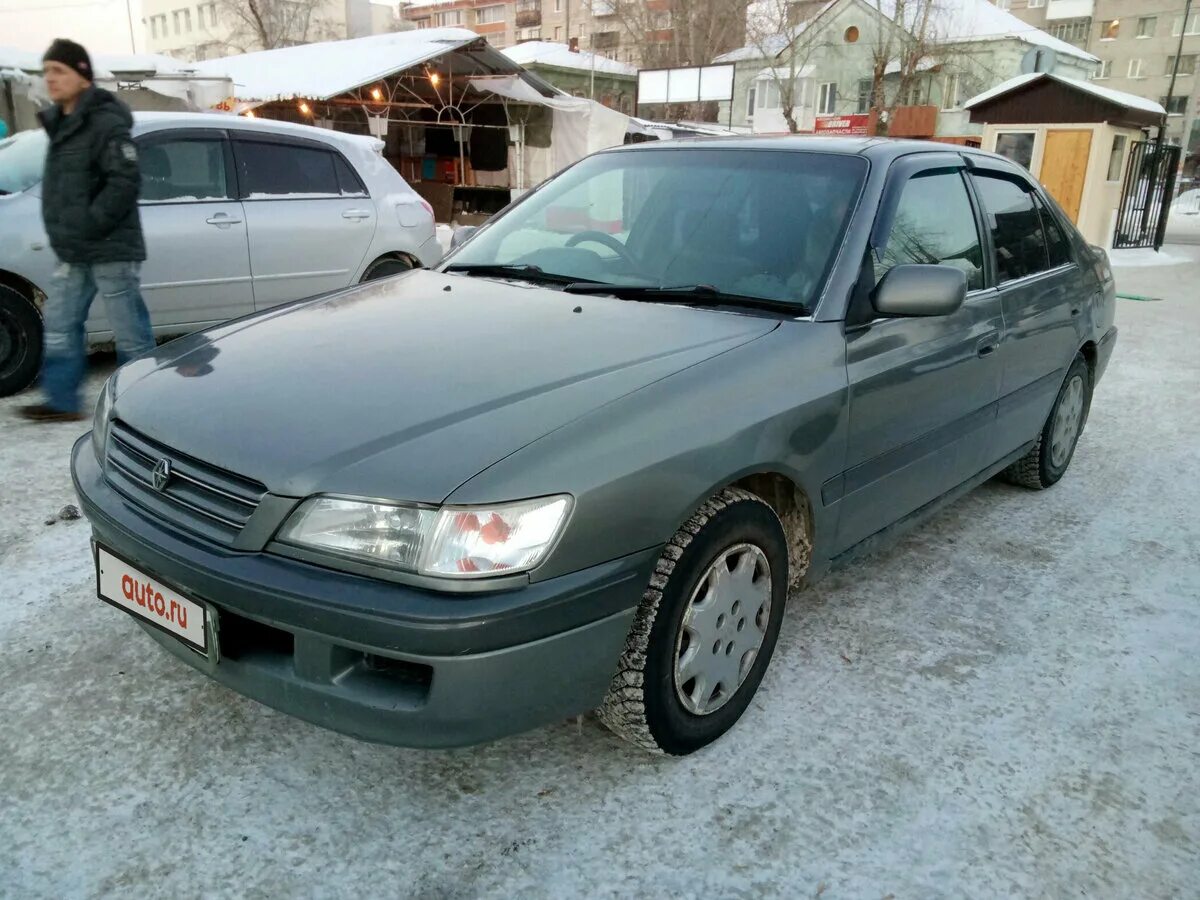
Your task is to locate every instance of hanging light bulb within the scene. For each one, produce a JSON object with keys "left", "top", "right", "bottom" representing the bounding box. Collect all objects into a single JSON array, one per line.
[
  {"left": 371, "top": 87, "right": 383, "bottom": 101},
  {"left": 244, "top": 110, "right": 256, "bottom": 118},
  {"left": 299, "top": 101, "right": 311, "bottom": 115},
  {"left": 430, "top": 71, "right": 441, "bottom": 87}
]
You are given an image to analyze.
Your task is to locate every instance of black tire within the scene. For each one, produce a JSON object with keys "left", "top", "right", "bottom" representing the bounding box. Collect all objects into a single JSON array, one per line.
[
  {"left": 597, "top": 488, "right": 789, "bottom": 755},
  {"left": 1002, "top": 353, "right": 1093, "bottom": 490},
  {"left": 360, "top": 256, "right": 414, "bottom": 282},
  {"left": 0, "top": 284, "right": 43, "bottom": 398}
]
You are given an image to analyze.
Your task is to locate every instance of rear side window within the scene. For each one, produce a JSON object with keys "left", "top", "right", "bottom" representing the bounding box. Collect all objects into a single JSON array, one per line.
[
  {"left": 333, "top": 153, "right": 367, "bottom": 196},
  {"left": 236, "top": 140, "right": 341, "bottom": 198},
  {"left": 970, "top": 173, "right": 1048, "bottom": 283},
  {"left": 1036, "top": 195, "right": 1072, "bottom": 268},
  {"left": 139, "top": 137, "right": 229, "bottom": 203},
  {"left": 877, "top": 170, "right": 984, "bottom": 291}
]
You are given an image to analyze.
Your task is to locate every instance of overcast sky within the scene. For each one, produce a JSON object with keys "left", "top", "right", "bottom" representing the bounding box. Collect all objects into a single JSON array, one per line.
[{"left": 0, "top": 0, "right": 146, "bottom": 55}]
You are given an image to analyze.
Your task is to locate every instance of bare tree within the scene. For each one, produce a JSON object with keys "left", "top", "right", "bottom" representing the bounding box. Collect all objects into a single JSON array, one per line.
[
  {"left": 599, "top": 0, "right": 750, "bottom": 79},
  {"left": 218, "top": 0, "right": 337, "bottom": 52},
  {"left": 741, "top": 0, "right": 834, "bottom": 132}
]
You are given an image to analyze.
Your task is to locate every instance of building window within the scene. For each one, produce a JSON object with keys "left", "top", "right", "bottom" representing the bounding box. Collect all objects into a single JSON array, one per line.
[
  {"left": 1027, "top": 0, "right": 1044, "bottom": 8},
  {"left": 995, "top": 132, "right": 1035, "bottom": 170},
  {"left": 994, "top": 0, "right": 1010, "bottom": 9},
  {"left": 150, "top": 17, "right": 159, "bottom": 37},
  {"left": 1094, "top": 59, "right": 1112, "bottom": 79},
  {"left": 1050, "top": 19, "right": 1090, "bottom": 42},
  {"left": 856, "top": 78, "right": 873, "bottom": 113},
  {"left": 476, "top": 5, "right": 505, "bottom": 25},
  {"left": 1106, "top": 134, "right": 1126, "bottom": 181},
  {"left": 1173, "top": 13, "right": 1200, "bottom": 36},
  {"left": 433, "top": 10, "right": 463, "bottom": 26},
  {"left": 1167, "top": 55, "right": 1197, "bottom": 76},
  {"left": 1161, "top": 95, "right": 1189, "bottom": 114},
  {"left": 942, "top": 73, "right": 961, "bottom": 110},
  {"left": 1128, "top": 58, "right": 1144, "bottom": 78},
  {"left": 746, "top": 86, "right": 756, "bottom": 118},
  {"left": 817, "top": 82, "right": 837, "bottom": 114},
  {"left": 1100, "top": 19, "right": 1119, "bottom": 40},
  {"left": 1136, "top": 16, "right": 1156, "bottom": 38},
  {"left": 554, "top": 0, "right": 562, "bottom": 9},
  {"left": 172, "top": 10, "right": 181, "bottom": 34},
  {"left": 183, "top": 8, "right": 192, "bottom": 31},
  {"left": 554, "top": 25, "right": 562, "bottom": 39}
]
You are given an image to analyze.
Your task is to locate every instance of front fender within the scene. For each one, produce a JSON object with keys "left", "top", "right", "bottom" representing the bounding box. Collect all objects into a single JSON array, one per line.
[{"left": 446, "top": 321, "right": 850, "bottom": 582}]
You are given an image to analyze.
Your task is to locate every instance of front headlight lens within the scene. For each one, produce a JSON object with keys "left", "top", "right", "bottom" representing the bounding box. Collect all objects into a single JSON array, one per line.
[
  {"left": 277, "top": 494, "right": 572, "bottom": 579},
  {"left": 92, "top": 377, "right": 114, "bottom": 463}
]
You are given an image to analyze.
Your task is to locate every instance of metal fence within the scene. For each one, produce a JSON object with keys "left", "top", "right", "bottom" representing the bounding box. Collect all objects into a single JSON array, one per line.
[{"left": 1113, "top": 141, "right": 1181, "bottom": 251}]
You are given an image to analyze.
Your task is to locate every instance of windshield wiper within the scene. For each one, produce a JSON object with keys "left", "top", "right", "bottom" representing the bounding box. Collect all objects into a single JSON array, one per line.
[
  {"left": 562, "top": 282, "right": 805, "bottom": 316},
  {"left": 443, "top": 263, "right": 606, "bottom": 288}
]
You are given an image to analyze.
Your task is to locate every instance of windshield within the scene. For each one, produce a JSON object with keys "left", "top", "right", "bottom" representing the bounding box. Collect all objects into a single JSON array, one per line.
[
  {"left": 445, "top": 147, "right": 867, "bottom": 309},
  {"left": 0, "top": 130, "right": 47, "bottom": 195}
]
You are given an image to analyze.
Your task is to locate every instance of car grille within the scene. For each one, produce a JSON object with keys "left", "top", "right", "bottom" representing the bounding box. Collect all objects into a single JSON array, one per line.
[{"left": 105, "top": 420, "right": 268, "bottom": 545}]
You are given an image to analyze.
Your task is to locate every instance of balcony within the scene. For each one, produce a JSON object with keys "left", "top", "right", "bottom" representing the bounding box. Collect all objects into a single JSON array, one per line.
[
  {"left": 516, "top": 9, "right": 542, "bottom": 27},
  {"left": 1045, "top": 0, "right": 1094, "bottom": 22},
  {"left": 591, "top": 0, "right": 617, "bottom": 16},
  {"left": 887, "top": 105, "right": 938, "bottom": 138},
  {"left": 593, "top": 30, "right": 620, "bottom": 49}
]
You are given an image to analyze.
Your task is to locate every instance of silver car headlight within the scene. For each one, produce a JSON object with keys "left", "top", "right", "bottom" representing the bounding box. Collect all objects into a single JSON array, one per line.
[
  {"left": 92, "top": 377, "right": 115, "bottom": 463},
  {"left": 276, "top": 494, "right": 573, "bottom": 579}
]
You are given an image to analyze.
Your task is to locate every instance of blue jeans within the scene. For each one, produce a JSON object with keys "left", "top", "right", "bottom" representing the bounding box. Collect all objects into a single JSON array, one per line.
[{"left": 41, "top": 261, "right": 154, "bottom": 413}]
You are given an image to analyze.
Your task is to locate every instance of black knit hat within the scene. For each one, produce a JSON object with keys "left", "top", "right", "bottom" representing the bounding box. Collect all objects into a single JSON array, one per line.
[{"left": 43, "top": 38, "right": 93, "bottom": 82}]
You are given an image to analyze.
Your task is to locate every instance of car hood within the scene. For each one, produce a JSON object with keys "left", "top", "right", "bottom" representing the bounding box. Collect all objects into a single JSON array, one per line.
[{"left": 113, "top": 270, "right": 778, "bottom": 502}]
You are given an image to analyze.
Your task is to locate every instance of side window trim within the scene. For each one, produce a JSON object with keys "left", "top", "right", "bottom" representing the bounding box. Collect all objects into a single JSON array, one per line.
[
  {"left": 870, "top": 152, "right": 967, "bottom": 255},
  {"left": 135, "top": 129, "right": 234, "bottom": 206},
  {"left": 1033, "top": 192, "right": 1077, "bottom": 271}
]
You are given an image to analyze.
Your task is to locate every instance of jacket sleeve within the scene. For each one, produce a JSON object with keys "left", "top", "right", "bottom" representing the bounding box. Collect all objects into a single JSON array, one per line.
[{"left": 87, "top": 119, "right": 141, "bottom": 236}]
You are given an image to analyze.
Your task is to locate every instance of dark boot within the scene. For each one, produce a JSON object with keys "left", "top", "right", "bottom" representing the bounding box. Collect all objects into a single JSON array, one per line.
[{"left": 18, "top": 404, "right": 86, "bottom": 423}]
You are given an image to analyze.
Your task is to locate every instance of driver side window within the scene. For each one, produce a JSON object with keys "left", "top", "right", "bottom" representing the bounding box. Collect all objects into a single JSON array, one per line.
[{"left": 877, "top": 170, "right": 984, "bottom": 291}]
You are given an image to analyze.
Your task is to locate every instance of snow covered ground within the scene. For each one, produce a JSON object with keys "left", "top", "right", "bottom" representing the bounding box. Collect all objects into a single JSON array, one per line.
[{"left": 1, "top": 248, "right": 1198, "bottom": 897}]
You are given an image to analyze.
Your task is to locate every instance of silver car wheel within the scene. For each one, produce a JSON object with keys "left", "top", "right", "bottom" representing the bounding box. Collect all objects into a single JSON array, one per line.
[
  {"left": 673, "top": 543, "right": 772, "bottom": 716},
  {"left": 1050, "top": 374, "right": 1085, "bottom": 468}
]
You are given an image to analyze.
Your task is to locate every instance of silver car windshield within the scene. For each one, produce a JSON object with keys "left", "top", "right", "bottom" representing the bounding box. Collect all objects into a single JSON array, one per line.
[
  {"left": 445, "top": 147, "right": 867, "bottom": 309},
  {"left": 0, "top": 130, "right": 47, "bottom": 195}
]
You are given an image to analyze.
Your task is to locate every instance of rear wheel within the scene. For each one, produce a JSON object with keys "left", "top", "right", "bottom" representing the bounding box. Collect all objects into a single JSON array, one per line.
[
  {"left": 1002, "top": 353, "right": 1092, "bottom": 490},
  {"left": 361, "top": 256, "right": 414, "bottom": 283},
  {"left": 0, "top": 284, "right": 42, "bottom": 398},
  {"left": 597, "top": 488, "right": 789, "bottom": 755}
]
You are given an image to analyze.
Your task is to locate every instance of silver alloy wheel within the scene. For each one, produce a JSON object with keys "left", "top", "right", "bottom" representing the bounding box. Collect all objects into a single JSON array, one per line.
[
  {"left": 673, "top": 543, "right": 772, "bottom": 716},
  {"left": 1050, "top": 374, "right": 1085, "bottom": 467}
]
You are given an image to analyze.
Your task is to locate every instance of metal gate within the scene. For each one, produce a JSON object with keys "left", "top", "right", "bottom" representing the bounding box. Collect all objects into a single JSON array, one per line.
[{"left": 1113, "top": 140, "right": 1181, "bottom": 250}]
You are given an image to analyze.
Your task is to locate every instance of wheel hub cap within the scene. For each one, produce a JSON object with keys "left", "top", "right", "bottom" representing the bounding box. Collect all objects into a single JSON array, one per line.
[
  {"left": 1050, "top": 375, "right": 1085, "bottom": 468},
  {"left": 673, "top": 543, "right": 772, "bottom": 716}
]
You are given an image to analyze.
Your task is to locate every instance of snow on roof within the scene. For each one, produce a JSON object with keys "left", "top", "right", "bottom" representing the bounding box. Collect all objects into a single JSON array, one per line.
[
  {"left": 0, "top": 44, "right": 196, "bottom": 79},
  {"left": 715, "top": 0, "right": 839, "bottom": 63},
  {"left": 964, "top": 71, "right": 1166, "bottom": 114},
  {"left": 501, "top": 41, "right": 636, "bottom": 77},
  {"left": 191, "top": 28, "right": 498, "bottom": 101},
  {"left": 718, "top": 0, "right": 1098, "bottom": 65}
]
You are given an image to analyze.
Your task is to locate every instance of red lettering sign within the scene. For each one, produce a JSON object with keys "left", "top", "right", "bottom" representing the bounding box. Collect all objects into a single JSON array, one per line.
[{"left": 814, "top": 114, "right": 871, "bottom": 136}]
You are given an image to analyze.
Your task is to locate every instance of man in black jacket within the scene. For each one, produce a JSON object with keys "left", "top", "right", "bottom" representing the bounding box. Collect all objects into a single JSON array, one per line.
[{"left": 21, "top": 39, "right": 154, "bottom": 422}]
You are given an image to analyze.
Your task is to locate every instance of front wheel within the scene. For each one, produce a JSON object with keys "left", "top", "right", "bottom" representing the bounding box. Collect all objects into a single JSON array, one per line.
[
  {"left": 597, "top": 488, "right": 789, "bottom": 755},
  {"left": 1002, "top": 353, "right": 1093, "bottom": 490},
  {"left": 0, "top": 284, "right": 43, "bottom": 398}
]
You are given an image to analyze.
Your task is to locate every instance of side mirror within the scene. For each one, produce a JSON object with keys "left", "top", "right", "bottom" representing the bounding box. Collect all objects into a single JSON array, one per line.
[
  {"left": 872, "top": 264, "right": 966, "bottom": 318},
  {"left": 450, "top": 225, "right": 478, "bottom": 250}
]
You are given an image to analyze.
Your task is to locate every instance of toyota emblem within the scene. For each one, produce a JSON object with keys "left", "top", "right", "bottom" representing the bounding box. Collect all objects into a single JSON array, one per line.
[{"left": 152, "top": 458, "right": 172, "bottom": 492}]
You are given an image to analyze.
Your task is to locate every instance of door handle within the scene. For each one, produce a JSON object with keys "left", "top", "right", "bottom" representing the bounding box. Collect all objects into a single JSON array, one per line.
[
  {"left": 976, "top": 332, "right": 1001, "bottom": 358},
  {"left": 205, "top": 214, "right": 242, "bottom": 226},
  {"left": 342, "top": 209, "right": 372, "bottom": 220},
  {"left": 1070, "top": 307, "right": 1081, "bottom": 317}
]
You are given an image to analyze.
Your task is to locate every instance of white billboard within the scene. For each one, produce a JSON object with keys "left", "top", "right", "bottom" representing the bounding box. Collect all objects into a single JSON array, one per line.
[{"left": 637, "top": 64, "right": 735, "bottom": 105}]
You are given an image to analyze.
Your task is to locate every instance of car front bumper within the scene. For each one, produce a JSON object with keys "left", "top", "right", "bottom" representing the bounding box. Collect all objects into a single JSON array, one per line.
[{"left": 72, "top": 436, "right": 654, "bottom": 748}]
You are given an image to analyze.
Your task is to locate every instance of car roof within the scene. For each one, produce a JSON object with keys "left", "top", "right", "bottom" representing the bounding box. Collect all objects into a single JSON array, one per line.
[
  {"left": 609, "top": 134, "right": 1010, "bottom": 167},
  {"left": 132, "top": 111, "right": 379, "bottom": 150}
]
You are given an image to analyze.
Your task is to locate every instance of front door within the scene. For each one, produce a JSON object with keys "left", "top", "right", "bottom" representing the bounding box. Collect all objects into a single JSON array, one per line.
[
  {"left": 835, "top": 157, "right": 1004, "bottom": 553},
  {"left": 231, "top": 135, "right": 377, "bottom": 309},
  {"left": 968, "top": 166, "right": 1087, "bottom": 455},
  {"left": 1039, "top": 129, "right": 1092, "bottom": 224},
  {"left": 85, "top": 129, "right": 254, "bottom": 336}
]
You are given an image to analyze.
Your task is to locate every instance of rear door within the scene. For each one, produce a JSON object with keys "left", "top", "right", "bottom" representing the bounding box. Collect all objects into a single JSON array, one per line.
[
  {"left": 835, "top": 154, "right": 1004, "bottom": 553},
  {"left": 231, "top": 134, "right": 377, "bottom": 308},
  {"left": 85, "top": 128, "right": 254, "bottom": 333},
  {"left": 967, "top": 165, "right": 1086, "bottom": 456}
]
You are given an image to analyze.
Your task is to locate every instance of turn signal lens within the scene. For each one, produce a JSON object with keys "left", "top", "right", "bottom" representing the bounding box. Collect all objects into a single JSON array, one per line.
[{"left": 419, "top": 496, "right": 572, "bottom": 578}]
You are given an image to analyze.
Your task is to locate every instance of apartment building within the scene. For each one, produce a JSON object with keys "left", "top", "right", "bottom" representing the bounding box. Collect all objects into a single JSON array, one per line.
[
  {"left": 143, "top": 0, "right": 402, "bottom": 61},
  {"left": 403, "top": 0, "right": 649, "bottom": 64},
  {"left": 998, "top": 0, "right": 1199, "bottom": 148}
]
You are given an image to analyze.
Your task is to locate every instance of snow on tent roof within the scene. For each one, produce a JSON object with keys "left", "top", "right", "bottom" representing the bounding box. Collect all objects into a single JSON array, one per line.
[
  {"left": 191, "top": 28, "right": 520, "bottom": 102},
  {"left": 501, "top": 41, "right": 637, "bottom": 77},
  {"left": 964, "top": 72, "right": 1166, "bottom": 114},
  {"left": 0, "top": 44, "right": 194, "bottom": 79},
  {"left": 717, "top": 0, "right": 1097, "bottom": 65}
]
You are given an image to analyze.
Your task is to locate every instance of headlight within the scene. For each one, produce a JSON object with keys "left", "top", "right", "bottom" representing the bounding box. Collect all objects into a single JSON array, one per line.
[
  {"left": 277, "top": 494, "right": 573, "bottom": 579},
  {"left": 92, "top": 377, "right": 115, "bottom": 463}
]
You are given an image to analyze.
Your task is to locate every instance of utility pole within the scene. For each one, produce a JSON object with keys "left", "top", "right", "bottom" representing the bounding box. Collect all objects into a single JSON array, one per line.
[
  {"left": 1160, "top": 0, "right": 1193, "bottom": 146},
  {"left": 125, "top": 0, "right": 138, "bottom": 52}
]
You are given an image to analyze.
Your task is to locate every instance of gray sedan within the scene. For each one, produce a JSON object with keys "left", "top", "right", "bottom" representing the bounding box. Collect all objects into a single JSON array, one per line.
[
  {"left": 0, "top": 112, "right": 442, "bottom": 396},
  {"left": 72, "top": 137, "right": 1116, "bottom": 755}
]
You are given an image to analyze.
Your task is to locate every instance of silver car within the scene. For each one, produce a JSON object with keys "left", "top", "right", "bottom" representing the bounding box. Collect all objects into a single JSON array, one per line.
[{"left": 0, "top": 112, "right": 442, "bottom": 396}]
